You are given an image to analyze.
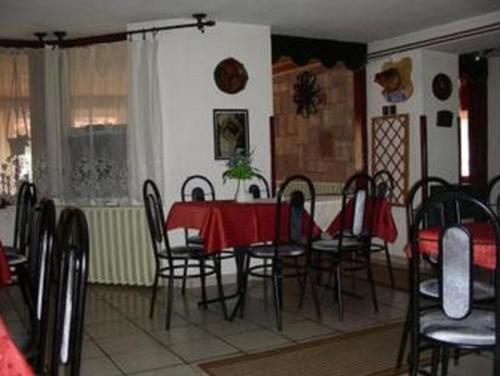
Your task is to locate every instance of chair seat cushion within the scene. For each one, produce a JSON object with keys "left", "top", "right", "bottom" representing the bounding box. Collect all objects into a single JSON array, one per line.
[
  {"left": 420, "top": 309, "right": 495, "bottom": 347},
  {"left": 312, "top": 238, "right": 364, "bottom": 252},
  {"left": 6, "top": 251, "right": 27, "bottom": 266},
  {"left": 159, "top": 245, "right": 204, "bottom": 259},
  {"left": 419, "top": 279, "right": 494, "bottom": 301},
  {"left": 186, "top": 235, "right": 203, "bottom": 245},
  {"left": 249, "top": 244, "right": 306, "bottom": 258}
]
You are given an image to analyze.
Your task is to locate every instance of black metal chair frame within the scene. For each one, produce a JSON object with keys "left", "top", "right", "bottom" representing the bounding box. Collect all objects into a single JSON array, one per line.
[
  {"left": 396, "top": 176, "right": 452, "bottom": 369},
  {"left": 5, "top": 181, "right": 37, "bottom": 318},
  {"left": 408, "top": 190, "right": 500, "bottom": 376},
  {"left": 237, "top": 175, "right": 321, "bottom": 331},
  {"left": 49, "top": 207, "right": 89, "bottom": 376},
  {"left": 487, "top": 175, "right": 500, "bottom": 213},
  {"left": 27, "top": 199, "right": 56, "bottom": 374},
  {"left": 369, "top": 170, "right": 396, "bottom": 287},
  {"left": 313, "top": 172, "right": 378, "bottom": 321},
  {"left": 248, "top": 173, "right": 271, "bottom": 199},
  {"left": 144, "top": 179, "right": 227, "bottom": 329}
]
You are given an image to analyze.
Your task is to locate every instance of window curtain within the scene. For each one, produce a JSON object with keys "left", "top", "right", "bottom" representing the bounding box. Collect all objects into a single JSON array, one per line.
[
  {"left": 0, "top": 49, "right": 32, "bottom": 197},
  {"left": 127, "top": 36, "right": 164, "bottom": 204}
]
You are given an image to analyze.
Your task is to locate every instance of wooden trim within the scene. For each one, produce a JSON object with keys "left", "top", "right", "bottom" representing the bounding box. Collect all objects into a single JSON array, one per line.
[
  {"left": 368, "top": 21, "right": 500, "bottom": 60},
  {"left": 420, "top": 115, "right": 428, "bottom": 199},
  {"left": 269, "top": 116, "right": 277, "bottom": 196},
  {"left": 0, "top": 39, "right": 43, "bottom": 48},
  {"left": 354, "top": 68, "right": 367, "bottom": 173}
]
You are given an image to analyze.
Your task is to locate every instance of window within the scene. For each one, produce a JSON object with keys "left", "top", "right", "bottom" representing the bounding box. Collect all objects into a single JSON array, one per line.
[
  {"left": 459, "top": 110, "right": 470, "bottom": 179},
  {"left": 0, "top": 50, "right": 32, "bottom": 198}
]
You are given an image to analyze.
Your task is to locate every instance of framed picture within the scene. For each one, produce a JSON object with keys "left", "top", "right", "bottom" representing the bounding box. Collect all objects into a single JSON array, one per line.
[{"left": 213, "top": 109, "right": 249, "bottom": 160}]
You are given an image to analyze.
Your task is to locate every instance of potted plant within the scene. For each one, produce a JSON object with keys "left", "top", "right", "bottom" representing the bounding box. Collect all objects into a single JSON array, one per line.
[{"left": 223, "top": 148, "right": 258, "bottom": 202}]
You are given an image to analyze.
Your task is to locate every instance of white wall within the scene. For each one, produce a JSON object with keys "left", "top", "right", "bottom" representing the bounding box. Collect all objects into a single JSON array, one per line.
[
  {"left": 128, "top": 19, "right": 273, "bottom": 277},
  {"left": 488, "top": 57, "right": 500, "bottom": 180},
  {"left": 129, "top": 19, "right": 273, "bottom": 208},
  {"left": 366, "top": 48, "right": 460, "bottom": 259}
]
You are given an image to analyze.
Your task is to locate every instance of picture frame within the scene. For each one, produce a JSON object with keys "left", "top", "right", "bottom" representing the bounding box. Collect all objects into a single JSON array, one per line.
[{"left": 213, "top": 109, "right": 249, "bottom": 160}]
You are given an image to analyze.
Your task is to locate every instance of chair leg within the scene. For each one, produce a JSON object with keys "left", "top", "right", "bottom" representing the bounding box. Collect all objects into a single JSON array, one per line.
[
  {"left": 181, "top": 259, "right": 188, "bottom": 295},
  {"left": 272, "top": 260, "right": 283, "bottom": 331},
  {"left": 309, "top": 260, "right": 322, "bottom": 320},
  {"left": 199, "top": 258, "right": 208, "bottom": 309},
  {"left": 364, "top": 250, "right": 378, "bottom": 313},
  {"left": 16, "top": 265, "right": 33, "bottom": 320},
  {"left": 214, "top": 255, "right": 228, "bottom": 320},
  {"left": 431, "top": 347, "right": 441, "bottom": 376},
  {"left": 383, "top": 242, "right": 396, "bottom": 287},
  {"left": 396, "top": 304, "right": 412, "bottom": 368},
  {"left": 335, "top": 263, "right": 343, "bottom": 321},
  {"left": 239, "top": 254, "right": 251, "bottom": 318},
  {"left": 165, "top": 275, "right": 174, "bottom": 330},
  {"left": 263, "top": 258, "right": 268, "bottom": 296},
  {"left": 410, "top": 330, "right": 420, "bottom": 376},
  {"left": 441, "top": 348, "right": 450, "bottom": 376},
  {"left": 294, "top": 258, "right": 304, "bottom": 290},
  {"left": 149, "top": 273, "right": 159, "bottom": 318}
]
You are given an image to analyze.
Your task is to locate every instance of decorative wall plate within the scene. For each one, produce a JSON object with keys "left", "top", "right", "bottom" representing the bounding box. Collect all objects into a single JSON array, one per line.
[
  {"left": 214, "top": 58, "right": 248, "bottom": 94},
  {"left": 432, "top": 73, "right": 452, "bottom": 101}
]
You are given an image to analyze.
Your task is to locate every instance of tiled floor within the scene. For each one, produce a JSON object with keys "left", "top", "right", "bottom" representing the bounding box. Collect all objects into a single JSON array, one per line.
[{"left": 0, "top": 272, "right": 493, "bottom": 375}]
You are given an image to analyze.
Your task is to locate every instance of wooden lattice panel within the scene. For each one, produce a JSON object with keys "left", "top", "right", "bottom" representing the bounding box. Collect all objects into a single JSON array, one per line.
[{"left": 371, "top": 114, "right": 409, "bottom": 206}]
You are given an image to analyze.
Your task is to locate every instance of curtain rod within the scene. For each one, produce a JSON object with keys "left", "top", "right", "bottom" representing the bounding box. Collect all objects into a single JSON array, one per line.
[{"left": 0, "top": 14, "right": 215, "bottom": 49}]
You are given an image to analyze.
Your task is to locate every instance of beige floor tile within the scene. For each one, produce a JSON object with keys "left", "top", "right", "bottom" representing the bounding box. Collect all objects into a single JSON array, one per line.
[
  {"left": 80, "top": 356, "right": 122, "bottom": 376},
  {"left": 276, "top": 319, "right": 337, "bottom": 341},
  {"left": 96, "top": 333, "right": 162, "bottom": 356},
  {"left": 150, "top": 325, "right": 214, "bottom": 346},
  {"left": 86, "top": 319, "right": 143, "bottom": 339},
  {"left": 169, "top": 337, "right": 239, "bottom": 362},
  {"left": 111, "top": 347, "right": 182, "bottom": 374},
  {"left": 130, "top": 364, "right": 201, "bottom": 376},
  {"left": 81, "top": 339, "right": 105, "bottom": 360},
  {"left": 223, "top": 328, "right": 292, "bottom": 352}
]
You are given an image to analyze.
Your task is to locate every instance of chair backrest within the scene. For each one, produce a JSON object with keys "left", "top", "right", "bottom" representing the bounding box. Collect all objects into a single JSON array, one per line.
[
  {"left": 50, "top": 207, "right": 89, "bottom": 376},
  {"left": 487, "top": 175, "right": 500, "bottom": 209},
  {"left": 181, "top": 175, "right": 215, "bottom": 202},
  {"left": 275, "top": 175, "right": 315, "bottom": 248},
  {"left": 12, "top": 181, "right": 37, "bottom": 255},
  {"left": 29, "top": 198, "right": 56, "bottom": 373},
  {"left": 248, "top": 173, "right": 271, "bottom": 199},
  {"left": 143, "top": 180, "right": 172, "bottom": 265},
  {"left": 406, "top": 176, "right": 452, "bottom": 232},
  {"left": 373, "top": 170, "right": 394, "bottom": 202},
  {"left": 410, "top": 190, "right": 500, "bottom": 322},
  {"left": 339, "top": 172, "right": 375, "bottom": 241}
]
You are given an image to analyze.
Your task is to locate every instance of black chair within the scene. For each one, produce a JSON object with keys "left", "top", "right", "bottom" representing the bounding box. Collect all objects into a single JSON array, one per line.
[
  {"left": 312, "top": 172, "right": 377, "bottom": 321},
  {"left": 238, "top": 175, "right": 321, "bottom": 331},
  {"left": 25, "top": 199, "right": 56, "bottom": 373},
  {"left": 369, "top": 170, "right": 395, "bottom": 287},
  {"left": 487, "top": 175, "right": 500, "bottom": 214},
  {"left": 144, "top": 179, "right": 227, "bottom": 329},
  {"left": 408, "top": 190, "right": 500, "bottom": 375},
  {"left": 49, "top": 207, "right": 89, "bottom": 376},
  {"left": 247, "top": 173, "right": 271, "bottom": 199},
  {"left": 5, "top": 181, "right": 37, "bottom": 316}
]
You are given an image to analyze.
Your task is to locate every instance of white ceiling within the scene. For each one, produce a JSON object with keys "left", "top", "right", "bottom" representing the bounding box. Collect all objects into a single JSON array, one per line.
[{"left": 1, "top": 0, "right": 500, "bottom": 44}]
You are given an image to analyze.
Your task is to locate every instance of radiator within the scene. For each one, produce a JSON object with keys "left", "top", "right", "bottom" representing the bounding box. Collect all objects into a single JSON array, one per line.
[{"left": 82, "top": 206, "right": 154, "bottom": 286}]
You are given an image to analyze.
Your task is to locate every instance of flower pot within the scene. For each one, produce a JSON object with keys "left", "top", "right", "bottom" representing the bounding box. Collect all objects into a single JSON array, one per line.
[{"left": 235, "top": 179, "right": 251, "bottom": 202}]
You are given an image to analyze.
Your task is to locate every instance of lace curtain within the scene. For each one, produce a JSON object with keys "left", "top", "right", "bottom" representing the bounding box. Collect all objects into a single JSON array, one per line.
[
  {"left": 0, "top": 49, "right": 32, "bottom": 197},
  {"left": 1, "top": 40, "right": 163, "bottom": 206}
]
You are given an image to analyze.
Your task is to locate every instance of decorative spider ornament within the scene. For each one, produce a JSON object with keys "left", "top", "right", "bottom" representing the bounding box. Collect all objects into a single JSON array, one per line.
[{"left": 293, "top": 71, "right": 322, "bottom": 118}]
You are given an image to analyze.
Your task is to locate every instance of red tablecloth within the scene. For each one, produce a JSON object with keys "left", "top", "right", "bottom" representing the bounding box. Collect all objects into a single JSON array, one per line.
[
  {"left": 166, "top": 200, "right": 320, "bottom": 254},
  {"left": 326, "top": 197, "right": 398, "bottom": 243},
  {"left": 0, "top": 241, "right": 11, "bottom": 287},
  {"left": 0, "top": 317, "right": 34, "bottom": 376},
  {"left": 415, "top": 222, "right": 496, "bottom": 270}
]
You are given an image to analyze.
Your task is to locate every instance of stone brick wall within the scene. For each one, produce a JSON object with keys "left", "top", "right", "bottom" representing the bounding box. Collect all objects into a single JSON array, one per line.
[{"left": 273, "top": 61, "right": 356, "bottom": 184}]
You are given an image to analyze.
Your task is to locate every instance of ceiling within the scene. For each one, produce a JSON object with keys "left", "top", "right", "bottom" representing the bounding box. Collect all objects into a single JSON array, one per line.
[{"left": 1, "top": 0, "right": 500, "bottom": 45}]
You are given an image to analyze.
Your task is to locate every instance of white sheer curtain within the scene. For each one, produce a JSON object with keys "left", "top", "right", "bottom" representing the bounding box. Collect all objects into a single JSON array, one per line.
[
  {"left": 127, "top": 36, "right": 164, "bottom": 203},
  {"left": 0, "top": 49, "right": 32, "bottom": 197}
]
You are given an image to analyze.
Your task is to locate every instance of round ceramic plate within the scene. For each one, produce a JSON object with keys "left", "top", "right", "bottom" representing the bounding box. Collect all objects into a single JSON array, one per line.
[{"left": 432, "top": 73, "right": 452, "bottom": 101}]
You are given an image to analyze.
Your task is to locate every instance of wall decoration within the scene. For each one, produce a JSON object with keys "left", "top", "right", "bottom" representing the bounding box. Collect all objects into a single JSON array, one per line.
[
  {"left": 213, "top": 109, "right": 249, "bottom": 160},
  {"left": 293, "top": 70, "right": 322, "bottom": 118},
  {"left": 432, "top": 73, "right": 453, "bottom": 101},
  {"left": 214, "top": 58, "right": 248, "bottom": 94},
  {"left": 371, "top": 114, "right": 409, "bottom": 206},
  {"left": 374, "top": 57, "right": 413, "bottom": 103},
  {"left": 436, "top": 110, "right": 454, "bottom": 127}
]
